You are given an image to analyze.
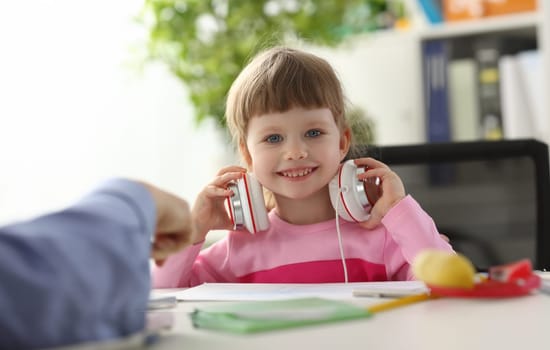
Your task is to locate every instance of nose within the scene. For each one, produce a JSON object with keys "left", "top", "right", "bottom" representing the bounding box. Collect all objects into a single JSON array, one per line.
[{"left": 284, "top": 139, "right": 308, "bottom": 160}]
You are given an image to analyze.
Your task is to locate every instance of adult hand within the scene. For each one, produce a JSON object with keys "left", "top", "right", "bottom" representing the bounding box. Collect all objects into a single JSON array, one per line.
[{"left": 142, "top": 182, "right": 196, "bottom": 267}]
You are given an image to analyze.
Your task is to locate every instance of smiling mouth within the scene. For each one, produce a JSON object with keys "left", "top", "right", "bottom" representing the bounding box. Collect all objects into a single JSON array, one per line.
[{"left": 278, "top": 167, "right": 316, "bottom": 178}]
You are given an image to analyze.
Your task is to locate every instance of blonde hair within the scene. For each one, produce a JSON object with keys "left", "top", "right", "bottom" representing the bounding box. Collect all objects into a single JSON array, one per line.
[
  {"left": 225, "top": 46, "right": 349, "bottom": 209},
  {"left": 226, "top": 46, "right": 348, "bottom": 151}
]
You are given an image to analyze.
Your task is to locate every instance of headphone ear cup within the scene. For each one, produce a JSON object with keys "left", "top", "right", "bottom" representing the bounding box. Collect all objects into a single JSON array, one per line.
[
  {"left": 329, "top": 159, "right": 373, "bottom": 222},
  {"left": 227, "top": 173, "right": 269, "bottom": 233},
  {"left": 242, "top": 173, "right": 269, "bottom": 233}
]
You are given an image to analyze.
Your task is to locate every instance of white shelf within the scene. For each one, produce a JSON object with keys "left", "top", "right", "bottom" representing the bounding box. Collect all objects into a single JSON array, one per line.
[
  {"left": 419, "top": 12, "right": 541, "bottom": 40},
  {"left": 326, "top": 4, "right": 550, "bottom": 146}
]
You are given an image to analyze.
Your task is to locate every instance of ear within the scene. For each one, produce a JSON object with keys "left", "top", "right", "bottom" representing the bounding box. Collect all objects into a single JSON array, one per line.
[
  {"left": 339, "top": 127, "right": 352, "bottom": 161},
  {"left": 239, "top": 142, "right": 253, "bottom": 168}
]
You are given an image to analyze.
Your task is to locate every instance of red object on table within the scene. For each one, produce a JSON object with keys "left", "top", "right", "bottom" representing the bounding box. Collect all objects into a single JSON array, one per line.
[{"left": 428, "top": 258, "right": 541, "bottom": 298}]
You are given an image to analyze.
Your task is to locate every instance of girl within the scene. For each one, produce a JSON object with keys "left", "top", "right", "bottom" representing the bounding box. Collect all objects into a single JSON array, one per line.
[{"left": 153, "top": 47, "right": 452, "bottom": 287}]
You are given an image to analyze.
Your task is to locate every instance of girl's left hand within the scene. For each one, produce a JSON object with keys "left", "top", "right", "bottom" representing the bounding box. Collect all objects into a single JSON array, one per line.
[{"left": 353, "top": 157, "right": 406, "bottom": 229}]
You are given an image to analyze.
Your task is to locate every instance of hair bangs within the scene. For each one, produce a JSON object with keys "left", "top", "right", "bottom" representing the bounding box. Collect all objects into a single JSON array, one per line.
[
  {"left": 225, "top": 47, "right": 346, "bottom": 148},
  {"left": 246, "top": 50, "right": 343, "bottom": 119}
]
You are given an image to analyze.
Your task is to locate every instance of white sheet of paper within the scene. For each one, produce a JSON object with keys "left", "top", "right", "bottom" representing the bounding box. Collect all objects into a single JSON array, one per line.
[{"left": 175, "top": 281, "right": 428, "bottom": 301}]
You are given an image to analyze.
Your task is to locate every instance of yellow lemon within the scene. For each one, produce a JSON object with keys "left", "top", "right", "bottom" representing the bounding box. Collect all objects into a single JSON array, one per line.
[{"left": 413, "top": 250, "right": 476, "bottom": 289}]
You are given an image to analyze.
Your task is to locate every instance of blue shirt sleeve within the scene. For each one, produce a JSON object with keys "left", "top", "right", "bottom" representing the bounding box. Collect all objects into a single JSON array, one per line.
[{"left": 0, "top": 178, "right": 156, "bottom": 349}]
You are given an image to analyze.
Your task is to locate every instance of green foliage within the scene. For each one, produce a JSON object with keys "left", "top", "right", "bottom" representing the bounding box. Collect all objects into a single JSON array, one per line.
[
  {"left": 141, "top": 0, "right": 403, "bottom": 130},
  {"left": 347, "top": 106, "right": 376, "bottom": 145}
]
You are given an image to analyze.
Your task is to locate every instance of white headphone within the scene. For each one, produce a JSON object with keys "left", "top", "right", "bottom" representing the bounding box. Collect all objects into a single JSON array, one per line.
[
  {"left": 226, "top": 160, "right": 380, "bottom": 233},
  {"left": 328, "top": 159, "right": 380, "bottom": 222},
  {"left": 226, "top": 173, "right": 270, "bottom": 234}
]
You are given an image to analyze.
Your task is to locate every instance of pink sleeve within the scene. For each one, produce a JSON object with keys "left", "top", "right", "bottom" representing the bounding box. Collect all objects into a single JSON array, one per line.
[
  {"left": 381, "top": 195, "right": 454, "bottom": 280},
  {"left": 152, "top": 236, "right": 239, "bottom": 288},
  {"left": 151, "top": 242, "right": 203, "bottom": 288}
]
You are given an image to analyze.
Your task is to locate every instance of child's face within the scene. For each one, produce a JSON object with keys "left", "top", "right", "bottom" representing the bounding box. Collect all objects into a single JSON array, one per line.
[{"left": 243, "top": 107, "right": 350, "bottom": 201}]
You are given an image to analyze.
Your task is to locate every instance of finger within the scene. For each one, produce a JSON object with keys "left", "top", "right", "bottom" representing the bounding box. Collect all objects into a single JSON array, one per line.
[
  {"left": 151, "top": 239, "right": 181, "bottom": 261},
  {"left": 359, "top": 218, "right": 379, "bottom": 230},
  {"left": 152, "top": 249, "right": 171, "bottom": 261},
  {"left": 216, "top": 166, "right": 247, "bottom": 176},
  {"left": 353, "top": 157, "right": 390, "bottom": 170},
  {"left": 211, "top": 171, "right": 245, "bottom": 188},
  {"left": 152, "top": 235, "right": 192, "bottom": 260},
  {"left": 152, "top": 238, "right": 176, "bottom": 258},
  {"left": 157, "top": 198, "right": 193, "bottom": 234},
  {"left": 203, "top": 185, "right": 233, "bottom": 198},
  {"left": 360, "top": 168, "right": 406, "bottom": 201},
  {"left": 165, "top": 231, "right": 193, "bottom": 246},
  {"left": 153, "top": 236, "right": 178, "bottom": 249},
  {"left": 357, "top": 167, "right": 392, "bottom": 181},
  {"left": 142, "top": 182, "right": 196, "bottom": 258}
]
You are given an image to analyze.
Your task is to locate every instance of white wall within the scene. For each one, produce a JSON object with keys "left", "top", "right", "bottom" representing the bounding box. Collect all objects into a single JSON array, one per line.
[
  {"left": 309, "top": 31, "right": 425, "bottom": 146},
  {"left": 0, "top": 0, "right": 235, "bottom": 224},
  {"left": 308, "top": 0, "right": 428, "bottom": 146},
  {"left": 0, "top": 0, "right": 426, "bottom": 225}
]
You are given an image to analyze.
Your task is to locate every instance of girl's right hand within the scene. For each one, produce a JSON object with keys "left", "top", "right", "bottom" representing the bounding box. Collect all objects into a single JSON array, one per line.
[{"left": 191, "top": 165, "right": 247, "bottom": 243}]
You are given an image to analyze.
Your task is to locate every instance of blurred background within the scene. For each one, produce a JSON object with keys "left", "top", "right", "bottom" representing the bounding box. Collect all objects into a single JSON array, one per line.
[
  {"left": 1, "top": 0, "right": 546, "bottom": 226},
  {"left": 0, "top": 0, "right": 411, "bottom": 224},
  {"left": 0, "top": 0, "right": 233, "bottom": 223}
]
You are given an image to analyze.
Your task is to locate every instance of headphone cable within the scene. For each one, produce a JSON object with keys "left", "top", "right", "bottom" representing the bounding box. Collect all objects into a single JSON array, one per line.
[{"left": 334, "top": 189, "right": 349, "bottom": 283}]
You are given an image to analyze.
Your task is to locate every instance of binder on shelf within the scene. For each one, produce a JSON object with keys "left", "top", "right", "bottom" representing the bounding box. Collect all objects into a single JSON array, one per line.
[
  {"left": 473, "top": 37, "right": 537, "bottom": 141},
  {"left": 423, "top": 39, "right": 451, "bottom": 143},
  {"left": 498, "top": 55, "right": 534, "bottom": 139},
  {"left": 474, "top": 37, "right": 504, "bottom": 140},
  {"left": 422, "top": 39, "right": 455, "bottom": 185},
  {"left": 447, "top": 58, "right": 479, "bottom": 141},
  {"left": 516, "top": 50, "right": 547, "bottom": 141}
]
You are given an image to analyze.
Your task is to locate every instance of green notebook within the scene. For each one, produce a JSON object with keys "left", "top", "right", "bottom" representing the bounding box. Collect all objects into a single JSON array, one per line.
[{"left": 190, "top": 297, "right": 371, "bottom": 334}]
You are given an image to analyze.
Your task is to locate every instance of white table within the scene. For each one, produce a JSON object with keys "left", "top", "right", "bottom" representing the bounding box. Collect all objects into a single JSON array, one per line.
[{"left": 146, "top": 288, "right": 550, "bottom": 350}]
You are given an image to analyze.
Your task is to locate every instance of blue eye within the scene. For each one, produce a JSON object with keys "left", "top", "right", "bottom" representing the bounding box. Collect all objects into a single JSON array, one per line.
[
  {"left": 306, "top": 129, "right": 321, "bottom": 137},
  {"left": 266, "top": 134, "right": 282, "bottom": 143}
]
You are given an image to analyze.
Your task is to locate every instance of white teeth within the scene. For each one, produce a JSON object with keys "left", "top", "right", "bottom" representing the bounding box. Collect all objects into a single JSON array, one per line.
[{"left": 282, "top": 168, "right": 312, "bottom": 177}]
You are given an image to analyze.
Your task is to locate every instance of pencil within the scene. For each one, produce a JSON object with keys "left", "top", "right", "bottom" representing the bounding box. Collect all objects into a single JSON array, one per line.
[{"left": 367, "top": 293, "right": 433, "bottom": 314}]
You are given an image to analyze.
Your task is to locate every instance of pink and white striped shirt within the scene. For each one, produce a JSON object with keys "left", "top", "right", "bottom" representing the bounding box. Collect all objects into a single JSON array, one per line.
[{"left": 153, "top": 195, "right": 453, "bottom": 288}]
